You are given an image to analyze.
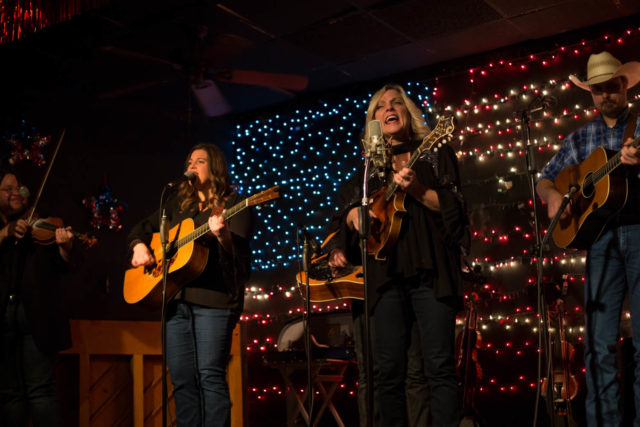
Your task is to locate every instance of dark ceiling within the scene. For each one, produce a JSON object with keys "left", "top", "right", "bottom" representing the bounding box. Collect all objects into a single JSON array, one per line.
[{"left": 4, "top": 0, "right": 640, "bottom": 118}]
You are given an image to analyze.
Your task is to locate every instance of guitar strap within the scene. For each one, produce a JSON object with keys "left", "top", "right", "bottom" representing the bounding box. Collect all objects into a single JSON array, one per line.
[{"left": 624, "top": 107, "right": 638, "bottom": 142}]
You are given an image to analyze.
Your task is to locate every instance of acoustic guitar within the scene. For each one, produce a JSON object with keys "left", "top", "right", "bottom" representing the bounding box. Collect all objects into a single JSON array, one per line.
[
  {"left": 296, "top": 232, "right": 364, "bottom": 302},
  {"left": 123, "top": 186, "right": 280, "bottom": 309},
  {"left": 552, "top": 135, "right": 640, "bottom": 249},
  {"left": 368, "top": 115, "right": 455, "bottom": 260}
]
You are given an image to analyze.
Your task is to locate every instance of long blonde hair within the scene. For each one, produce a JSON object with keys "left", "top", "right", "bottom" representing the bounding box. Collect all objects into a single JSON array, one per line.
[
  {"left": 178, "top": 143, "right": 234, "bottom": 212},
  {"left": 364, "top": 83, "right": 430, "bottom": 142}
]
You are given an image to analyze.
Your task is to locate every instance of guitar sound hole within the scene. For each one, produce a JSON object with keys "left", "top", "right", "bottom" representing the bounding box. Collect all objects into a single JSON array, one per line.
[{"left": 582, "top": 173, "right": 594, "bottom": 198}]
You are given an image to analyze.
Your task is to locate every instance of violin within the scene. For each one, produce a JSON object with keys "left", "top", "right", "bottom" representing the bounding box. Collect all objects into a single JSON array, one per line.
[
  {"left": 456, "top": 293, "right": 483, "bottom": 417},
  {"left": 9, "top": 129, "right": 97, "bottom": 249},
  {"left": 29, "top": 216, "right": 98, "bottom": 248},
  {"left": 540, "top": 284, "right": 578, "bottom": 424}
]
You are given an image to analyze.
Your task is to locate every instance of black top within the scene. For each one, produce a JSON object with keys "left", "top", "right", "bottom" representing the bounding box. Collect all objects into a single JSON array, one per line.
[
  {"left": 327, "top": 141, "right": 466, "bottom": 308},
  {"left": 127, "top": 192, "right": 253, "bottom": 312},
  {"left": 0, "top": 215, "right": 77, "bottom": 354}
]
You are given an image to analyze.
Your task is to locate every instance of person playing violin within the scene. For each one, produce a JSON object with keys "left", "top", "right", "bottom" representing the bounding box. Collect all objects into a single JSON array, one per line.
[
  {"left": 126, "top": 143, "right": 253, "bottom": 427},
  {"left": 327, "top": 84, "right": 468, "bottom": 427},
  {"left": 0, "top": 169, "right": 76, "bottom": 427}
]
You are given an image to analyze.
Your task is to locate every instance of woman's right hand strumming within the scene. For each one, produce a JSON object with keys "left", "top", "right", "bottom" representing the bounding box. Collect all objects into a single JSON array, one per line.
[{"left": 131, "top": 242, "right": 155, "bottom": 267}]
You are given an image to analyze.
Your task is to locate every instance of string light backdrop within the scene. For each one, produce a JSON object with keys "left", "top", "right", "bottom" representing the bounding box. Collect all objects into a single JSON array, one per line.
[{"left": 230, "top": 25, "right": 640, "bottom": 424}]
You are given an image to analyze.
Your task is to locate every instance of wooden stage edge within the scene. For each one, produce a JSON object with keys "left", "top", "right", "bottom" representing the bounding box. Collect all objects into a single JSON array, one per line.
[{"left": 61, "top": 319, "right": 247, "bottom": 427}]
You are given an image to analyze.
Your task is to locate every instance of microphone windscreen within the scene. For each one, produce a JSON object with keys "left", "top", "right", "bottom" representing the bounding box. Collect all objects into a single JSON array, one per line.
[
  {"left": 18, "top": 185, "right": 30, "bottom": 199},
  {"left": 368, "top": 120, "right": 383, "bottom": 140},
  {"left": 184, "top": 171, "right": 197, "bottom": 181}
]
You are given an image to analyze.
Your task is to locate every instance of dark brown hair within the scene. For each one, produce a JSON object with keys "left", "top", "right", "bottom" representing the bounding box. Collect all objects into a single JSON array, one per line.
[{"left": 177, "top": 143, "right": 234, "bottom": 212}]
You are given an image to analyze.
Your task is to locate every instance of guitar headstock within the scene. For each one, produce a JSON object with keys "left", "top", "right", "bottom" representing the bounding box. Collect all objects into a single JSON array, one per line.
[
  {"left": 418, "top": 115, "right": 455, "bottom": 154},
  {"left": 247, "top": 185, "right": 281, "bottom": 207}
]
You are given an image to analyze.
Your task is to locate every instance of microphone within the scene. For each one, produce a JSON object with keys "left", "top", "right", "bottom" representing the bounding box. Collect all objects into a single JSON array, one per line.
[
  {"left": 18, "top": 185, "right": 30, "bottom": 199},
  {"left": 526, "top": 95, "right": 558, "bottom": 114},
  {"left": 167, "top": 171, "right": 196, "bottom": 188},
  {"left": 299, "top": 225, "right": 320, "bottom": 254},
  {"left": 564, "top": 183, "right": 580, "bottom": 199},
  {"left": 366, "top": 120, "right": 388, "bottom": 178},
  {"left": 299, "top": 225, "right": 319, "bottom": 274},
  {"left": 553, "top": 184, "right": 580, "bottom": 224}
]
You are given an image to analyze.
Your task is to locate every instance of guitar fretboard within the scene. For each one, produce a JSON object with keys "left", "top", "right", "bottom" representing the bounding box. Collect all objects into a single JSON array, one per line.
[
  {"left": 585, "top": 135, "right": 640, "bottom": 188},
  {"left": 173, "top": 199, "right": 248, "bottom": 250}
]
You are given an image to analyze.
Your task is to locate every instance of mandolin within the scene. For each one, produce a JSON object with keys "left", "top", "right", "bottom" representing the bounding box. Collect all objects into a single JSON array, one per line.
[{"left": 368, "top": 115, "right": 455, "bottom": 260}]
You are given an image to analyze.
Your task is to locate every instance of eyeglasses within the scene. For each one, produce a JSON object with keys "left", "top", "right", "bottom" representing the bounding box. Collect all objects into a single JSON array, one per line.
[{"left": 589, "top": 79, "right": 624, "bottom": 95}]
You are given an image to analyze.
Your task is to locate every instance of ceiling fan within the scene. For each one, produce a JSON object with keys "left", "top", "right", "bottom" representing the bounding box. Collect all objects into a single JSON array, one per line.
[{"left": 97, "top": 32, "right": 309, "bottom": 116}]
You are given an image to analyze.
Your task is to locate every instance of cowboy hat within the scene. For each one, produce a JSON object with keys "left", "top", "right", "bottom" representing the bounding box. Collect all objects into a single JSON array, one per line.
[{"left": 569, "top": 51, "right": 640, "bottom": 91}]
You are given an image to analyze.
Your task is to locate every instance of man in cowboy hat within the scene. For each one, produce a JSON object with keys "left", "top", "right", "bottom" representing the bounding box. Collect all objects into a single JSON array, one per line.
[{"left": 536, "top": 51, "right": 640, "bottom": 426}]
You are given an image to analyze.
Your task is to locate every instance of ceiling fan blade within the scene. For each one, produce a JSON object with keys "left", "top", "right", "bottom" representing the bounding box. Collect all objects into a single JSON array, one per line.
[
  {"left": 191, "top": 80, "right": 231, "bottom": 117},
  {"left": 199, "top": 33, "right": 254, "bottom": 69},
  {"left": 215, "top": 69, "right": 308, "bottom": 91},
  {"left": 100, "top": 46, "right": 183, "bottom": 71},
  {"left": 97, "top": 80, "right": 168, "bottom": 99}
]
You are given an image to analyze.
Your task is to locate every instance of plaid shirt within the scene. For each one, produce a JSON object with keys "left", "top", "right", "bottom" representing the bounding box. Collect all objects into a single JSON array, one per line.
[{"left": 539, "top": 108, "right": 640, "bottom": 182}]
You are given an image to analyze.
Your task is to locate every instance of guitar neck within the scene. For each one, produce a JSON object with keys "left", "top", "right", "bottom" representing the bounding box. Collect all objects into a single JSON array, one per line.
[
  {"left": 174, "top": 198, "right": 248, "bottom": 249},
  {"left": 589, "top": 134, "right": 640, "bottom": 186}
]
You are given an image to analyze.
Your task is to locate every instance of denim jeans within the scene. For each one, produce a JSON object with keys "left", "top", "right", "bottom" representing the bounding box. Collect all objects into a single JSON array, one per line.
[
  {"left": 585, "top": 225, "right": 640, "bottom": 427},
  {"left": 166, "top": 301, "right": 238, "bottom": 427},
  {"left": 373, "top": 278, "right": 460, "bottom": 427},
  {"left": 0, "top": 300, "right": 61, "bottom": 427},
  {"left": 353, "top": 299, "right": 431, "bottom": 427}
]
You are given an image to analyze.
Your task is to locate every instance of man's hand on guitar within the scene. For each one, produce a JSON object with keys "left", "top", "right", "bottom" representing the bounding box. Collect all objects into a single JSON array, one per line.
[
  {"left": 621, "top": 137, "right": 640, "bottom": 165},
  {"left": 131, "top": 243, "right": 155, "bottom": 267},
  {"left": 328, "top": 249, "right": 348, "bottom": 268},
  {"left": 546, "top": 191, "right": 572, "bottom": 220},
  {"left": 328, "top": 248, "right": 351, "bottom": 276}
]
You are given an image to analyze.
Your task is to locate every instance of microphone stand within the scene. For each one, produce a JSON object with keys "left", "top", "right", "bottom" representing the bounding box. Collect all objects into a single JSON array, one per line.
[
  {"left": 521, "top": 108, "right": 554, "bottom": 427},
  {"left": 158, "top": 189, "right": 171, "bottom": 427},
  {"left": 300, "top": 226, "right": 314, "bottom": 426},
  {"left": 359, "top": 158, "right": 374, "bottom": 427}
]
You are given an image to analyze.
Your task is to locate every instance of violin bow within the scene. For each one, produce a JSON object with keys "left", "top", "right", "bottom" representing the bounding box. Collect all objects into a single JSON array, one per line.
[{"left": 26, "top": 128, "right": 66, "bottom": 223}]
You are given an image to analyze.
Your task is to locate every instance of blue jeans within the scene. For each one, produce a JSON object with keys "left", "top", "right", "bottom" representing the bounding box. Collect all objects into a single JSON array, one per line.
[
  {"left": 585, "top": 225, "right": 640, "bottom": 427},
  {"left": 166, "top": 302, "right": 238, "bottom": 427},
  {"left": 373, "top": 278, "right": 460, "bottom": 427},
  {"left": 0, "top": 300, "right": 61, "bottom": 427}
]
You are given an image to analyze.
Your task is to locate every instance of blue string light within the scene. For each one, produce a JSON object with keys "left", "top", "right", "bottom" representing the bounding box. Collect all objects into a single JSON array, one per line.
[{"left": 229, "top": 84, "right": 435, "bottom": 270}]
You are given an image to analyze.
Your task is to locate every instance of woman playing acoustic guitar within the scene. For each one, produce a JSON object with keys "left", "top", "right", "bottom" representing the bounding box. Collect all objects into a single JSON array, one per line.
[{"left": 127, "top": 143, "right": 253, "bottom": 427}]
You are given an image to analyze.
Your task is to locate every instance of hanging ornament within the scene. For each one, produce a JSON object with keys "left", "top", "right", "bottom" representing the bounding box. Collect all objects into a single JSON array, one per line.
[
  {"left": 3, "top": 120, "right": 50, "bottom": 166},
  {"left": 82, "top": 185, "right": 127, "bottom": 231}
]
